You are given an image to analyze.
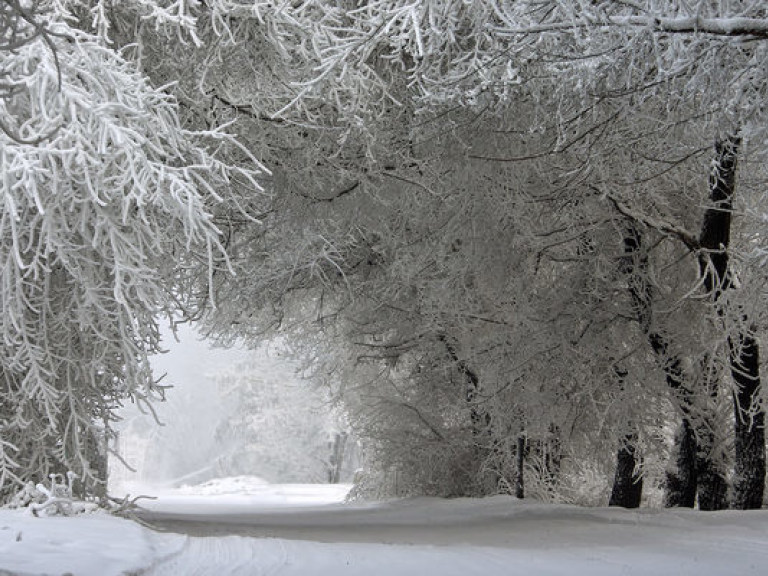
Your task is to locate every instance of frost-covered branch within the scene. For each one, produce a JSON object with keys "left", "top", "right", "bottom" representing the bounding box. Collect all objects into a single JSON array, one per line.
[
  {"left": 0, "top": 4, "right": 266, "bottom": 502},
  {"left": 492, "top": 15, "right": 768, "bottom": 40},
  {"left": 604, "top": 192, "right": 700, "bottom": 251}
]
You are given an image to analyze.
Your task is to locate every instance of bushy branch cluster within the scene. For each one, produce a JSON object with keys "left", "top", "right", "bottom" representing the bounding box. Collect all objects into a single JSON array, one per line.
[{"left": 0, "top": 0, "right": 265, "bottom": 502}]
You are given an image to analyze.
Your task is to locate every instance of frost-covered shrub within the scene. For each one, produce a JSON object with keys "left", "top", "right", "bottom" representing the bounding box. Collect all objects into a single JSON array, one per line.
[
  {"left": 5, "top": 473, "right": 97, "bottom": 516},
  {"left": 6, "top": 482, "right": 46, "bottom": 510}
]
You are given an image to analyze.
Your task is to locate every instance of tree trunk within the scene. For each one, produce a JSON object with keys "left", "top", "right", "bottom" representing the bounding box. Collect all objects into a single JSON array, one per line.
[
  {"left": 439, "top": 334, "right": 498, "bottom": 494},
  {"left": 696, "top": 426, "right": 729, "bottom": 510},
  {"left": 515, "top": 434, "right": 525, "bottom": 499},
  {"left": 621, "top": 228, "right": 698, "bottom": 506},
  {"left": 543, "top": 425, "right": 562, "bottom": 493},
  {"left": 609, "top": 433, "right": 643, "bottom": 508},
  {"left": 730, "top": 329, "right": 765, "bottom": 509},
  {"left": 608, "top": 367, "right": 643, "bottom": 508},
  {"left": 461, "top": 356, "right": 497, "bottom": 494},
  {"left": 664, "top": 420, "right": 698, "bottom": 508},
  {"left": 696, "top": 432, "right": 729, "bottom": 509},
  {"left": 695, "top": 359, "right": 729, "bottom": 511},
  {"left": 328, "top": 432, "right": 348, "bottom": 484},
  {"left": 698, "top": 136, "right": 764, "bottom": 509}
]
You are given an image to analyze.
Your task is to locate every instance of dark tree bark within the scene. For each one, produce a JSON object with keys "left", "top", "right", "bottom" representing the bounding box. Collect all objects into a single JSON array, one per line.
[
  {"left": 438, "top": 334, "right": 489, "bottom": 437},
  {"left": 696, "top": 444, "right": 729, "bottom": 510},
  {"left": 730, "top": 328, "right": 765, "bottom": 509},
  {"left": 515, "top": 434, "right": 525, "bottom": 499},
  {"left": 439, "top": 334, "right": 499, "bottom": 494},
  {"left": 695, "top": 419, "right": 729, "bottom": 510},
  {"left": 664, "top": 420, "right": 698, "bottom": 507},
  {"left": 695, "top": 360, "right": 729, "bottom": 511},
  {"left": 609, "top": 433, "right": 644, "bottom": 508},
  {"left": 698, "top": 136, "right": 764, "bottom": 509},
  {"left": 542, "top": 425, "right": 562, "bottom": 491},
  {"left": 328, "top": 432, "right": 348, "bottom": 484},
  {"left": 608, "top": 366, "right": 643, "bottom": 508},
  {"left": 699, "top": 137, "right": 737, "bottom": 299},
  {"left": 620, "top": 227, "right": 698, "bottom": 507}
]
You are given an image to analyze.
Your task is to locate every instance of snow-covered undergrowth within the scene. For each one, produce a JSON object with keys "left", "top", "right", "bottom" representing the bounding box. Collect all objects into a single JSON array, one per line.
[{"left": 2, "top": 479, "right": 768, "bottom": 575}]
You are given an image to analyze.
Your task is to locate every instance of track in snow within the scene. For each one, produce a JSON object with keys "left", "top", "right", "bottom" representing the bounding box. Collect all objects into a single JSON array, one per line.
[{"left": 133, "top": 491, "right": 768, "bottom": 575}]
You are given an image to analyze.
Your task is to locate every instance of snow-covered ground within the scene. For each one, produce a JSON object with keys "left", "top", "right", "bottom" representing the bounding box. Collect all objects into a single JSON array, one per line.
[{"left": 2, "top": 477, "right": 768, "bottom": 575}]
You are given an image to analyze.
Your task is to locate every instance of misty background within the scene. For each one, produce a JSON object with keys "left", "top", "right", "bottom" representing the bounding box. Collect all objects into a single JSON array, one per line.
[{"left": 109, "top": 323, "right": 357, "bottom": 491}]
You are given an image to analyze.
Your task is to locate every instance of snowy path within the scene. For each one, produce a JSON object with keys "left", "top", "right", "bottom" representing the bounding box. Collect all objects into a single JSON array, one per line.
[
  {"left": 130, "top": 482, "right": 768, "bottom": 575},
  {"left": 136, "top": 517, "right": 768, "bottom": 576},
  {"left": 138, "top": 537, "right": 525, "bottom": 576},
  {"left": 137, "top": 495, "right": 736, "bottom": 546},
  {"left": 3, "top": 480, "right": 768, "bottom": 575}
]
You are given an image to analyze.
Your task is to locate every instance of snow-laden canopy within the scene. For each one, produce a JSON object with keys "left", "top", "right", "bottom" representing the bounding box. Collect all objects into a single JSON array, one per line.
[{"left": 0, "top": 2, "right": 265, "bottom": 499}]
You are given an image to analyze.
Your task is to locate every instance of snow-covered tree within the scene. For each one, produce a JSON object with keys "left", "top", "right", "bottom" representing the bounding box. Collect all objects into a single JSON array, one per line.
[
  {"left": 5, "top": 0, "right": 768, "bottom": 509},
  {"left": 190, "top": 1, "right": 768, "bottom": 507},
  {"left": 0, "top": 0, "right": 265, "bottom": 502}
]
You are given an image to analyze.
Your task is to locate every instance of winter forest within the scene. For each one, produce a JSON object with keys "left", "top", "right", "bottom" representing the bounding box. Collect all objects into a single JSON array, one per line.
[{"left": 3, "top": 0, "right": 768, "bottom": 518}]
